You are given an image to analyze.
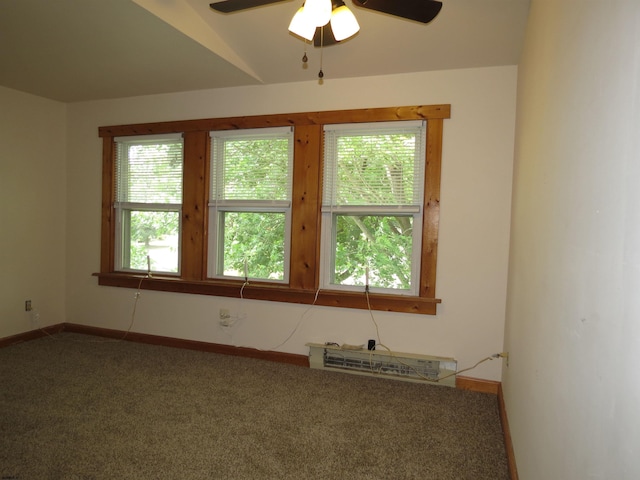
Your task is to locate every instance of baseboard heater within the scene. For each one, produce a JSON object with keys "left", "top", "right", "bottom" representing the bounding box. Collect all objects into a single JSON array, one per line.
[{"left": 307, "top": 343, "right": 458, "bottom": 387}]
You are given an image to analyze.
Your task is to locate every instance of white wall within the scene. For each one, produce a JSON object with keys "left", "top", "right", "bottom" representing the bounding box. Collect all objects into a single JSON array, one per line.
[
  {"left": 504, "top": 1, "right": 640, "bottom": 478},
  {"left": 64, "top": 66, "right": 516, "bottom": 381},
  {"left": 0, "top": 86, "right": 67, "bottom": 338}
]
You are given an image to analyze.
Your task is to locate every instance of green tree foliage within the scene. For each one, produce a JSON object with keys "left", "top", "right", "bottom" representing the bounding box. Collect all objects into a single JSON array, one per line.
[
  {"left": 221, "top": 212, "right": 285, "bottom": 279},
  {"left": 215, "top": 136, "right": 290, "bottom": 279},
  {"left": 335, "top": 215, "right": 413, "bottom": 289},
  {"left": 334, "top": 134, "right": 415, "bottom": 206},
  {"left": 129, "top": 211, "right": 179, "bottom": 271},
  {"left": 218, "top": 138, "right": 290, "bottom": 201},
  {"left": 331, "top": 132, "right": 419, "bottom": 290}
]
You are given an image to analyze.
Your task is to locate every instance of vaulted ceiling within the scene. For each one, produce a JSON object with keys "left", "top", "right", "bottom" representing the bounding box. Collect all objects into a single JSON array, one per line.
[{"left": 0, "top": 0, "right": 530, "bottom": 103}]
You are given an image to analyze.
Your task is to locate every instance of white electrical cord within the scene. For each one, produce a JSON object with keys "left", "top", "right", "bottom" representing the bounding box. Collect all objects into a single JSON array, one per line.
[
  {"left": 36, "top": 257, "right": 151, "bottom": 344},
  {"left": 363, "top": 288, "right": 504, "bottom": 383},
  {"left": 225, "top": 283, "right": 321, "bottom": 352},
  {"left": 268, "top": 287, "right": 321, "bottom": 351},
  {"left": 117, "top": 273, "right": 147, "bottom": 341}
]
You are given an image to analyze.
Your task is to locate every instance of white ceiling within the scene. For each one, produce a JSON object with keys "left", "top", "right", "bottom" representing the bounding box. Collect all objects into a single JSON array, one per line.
[{"left": 0, "top": 0, "right": 530, "bottom": 103}]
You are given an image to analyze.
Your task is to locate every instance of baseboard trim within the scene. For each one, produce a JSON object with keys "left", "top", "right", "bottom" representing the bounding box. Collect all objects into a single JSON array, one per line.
[
  {"left": 3, "top": 325, "right": 505, "bottom": 392},
  {"left": 62, "top": 323, "right": 310, "bottom": 367},
  {"left": 0, "top": 323, "right": 65, "bottom": 348},
  {"left": 458, "top": 376, "right": 518, "bottom": 479},
  {"left": 498, "top": 383, "right": 519, "bottom": 480},
  {"left": 456, "top": 375, "right": 500, "bottom": 394}
]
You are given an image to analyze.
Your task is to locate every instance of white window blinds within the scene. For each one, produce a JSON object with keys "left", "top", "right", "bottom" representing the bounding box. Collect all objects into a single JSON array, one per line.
[
  {"left": 115, "top": 134, "right": 184, "bottom": 205},
  {"left": 323, "top": 121, "right": 426, "bottom": 210},
  {"left": 210, "top": 127, "right": 293, "bottom": 204}
]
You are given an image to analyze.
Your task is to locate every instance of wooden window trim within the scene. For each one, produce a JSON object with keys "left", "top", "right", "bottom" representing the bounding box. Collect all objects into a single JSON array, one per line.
[{"left": 96, "top": 105, "right": 450, "bottom": 315}]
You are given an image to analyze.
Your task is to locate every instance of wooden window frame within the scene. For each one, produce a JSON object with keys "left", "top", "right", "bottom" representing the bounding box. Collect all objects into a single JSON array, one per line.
[{"left": 96, "top": 105, "right": 450, "bottom": 315}]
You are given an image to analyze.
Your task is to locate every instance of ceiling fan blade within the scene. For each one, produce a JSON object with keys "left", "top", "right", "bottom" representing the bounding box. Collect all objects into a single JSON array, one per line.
[
  {"left": 209, "top": 0, "right": 290, "bottom": 13},
  {"left": 351, "top": 0, "right": 442, "bottom": 24}
]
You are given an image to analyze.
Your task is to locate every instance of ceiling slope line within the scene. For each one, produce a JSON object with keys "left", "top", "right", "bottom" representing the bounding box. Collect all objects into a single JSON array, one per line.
[{"left": 133, "top": 0, "right": 263, "bottom": 83}]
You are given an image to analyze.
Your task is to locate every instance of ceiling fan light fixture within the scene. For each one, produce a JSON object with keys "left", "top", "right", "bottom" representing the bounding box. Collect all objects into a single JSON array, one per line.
[
  {"left": 330, "top": 2, "right": 360, "bottom": 41},
  {"left": 303, "top": 0, "right": 333, "bottom": 27},
  {"left": 288, "top": 5, "right": 316, "bottom": 41}
]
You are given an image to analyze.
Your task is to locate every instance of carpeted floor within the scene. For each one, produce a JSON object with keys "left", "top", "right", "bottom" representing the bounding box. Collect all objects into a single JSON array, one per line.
[{"left": 0, "top": 333, "right": 509, "bottom": 479}]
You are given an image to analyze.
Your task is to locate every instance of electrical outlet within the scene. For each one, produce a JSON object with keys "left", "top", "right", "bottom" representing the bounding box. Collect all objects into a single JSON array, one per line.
[
  {"left": 494, "top": 351, "right": 509, "bottom": 367},
  {"left": 25, "top": 300, "right": 32, "bottom": 312}
]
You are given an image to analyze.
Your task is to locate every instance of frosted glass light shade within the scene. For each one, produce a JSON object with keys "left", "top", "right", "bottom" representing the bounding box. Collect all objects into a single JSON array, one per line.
[
  {"left": 330, "top": 5, "right": 360, "bottom": 41},
  {"left": 288, "top": 6, "right": 316, "bottom": 41},
  {"left": 304, "top": 0, "right": 332, "bottom": 27}
]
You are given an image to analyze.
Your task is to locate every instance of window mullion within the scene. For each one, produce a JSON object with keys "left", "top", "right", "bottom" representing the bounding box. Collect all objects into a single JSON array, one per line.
[
  {"left": 420, "top": 118, "right": 444, "bottom": 299},
  {"left": 101, "top": 137, "right": 116, "bottom": 272},
  {"left": 289, "top": 124, "right": 322, "bottom": 290},
  {"left": 181, "top": 131, "right": 208, "bottom": 281}
]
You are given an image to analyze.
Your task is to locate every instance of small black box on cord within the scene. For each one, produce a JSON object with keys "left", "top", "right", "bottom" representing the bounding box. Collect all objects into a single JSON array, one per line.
[{"left": 367, "top": 339, "right": 376, "bottom": 350}]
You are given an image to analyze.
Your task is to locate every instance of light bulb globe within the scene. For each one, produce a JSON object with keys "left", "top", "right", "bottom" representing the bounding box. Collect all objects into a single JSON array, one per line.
[{"left": 330, "top": 5, "right": 360, "bottom": 41}]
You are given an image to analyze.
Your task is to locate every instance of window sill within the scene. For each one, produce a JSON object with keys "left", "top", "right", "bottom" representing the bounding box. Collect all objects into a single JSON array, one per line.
[{"left": 93, "top": 273, "right": 441, "bottom": 315}]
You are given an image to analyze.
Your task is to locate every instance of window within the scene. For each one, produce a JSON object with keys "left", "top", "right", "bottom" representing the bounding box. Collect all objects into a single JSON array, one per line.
[
  {"left": 114, "top": 134, "right": 183, "bottom": 274},
  {"left": 98, "top": 105, "right": 449, "bottom": 314},
  {"left": 321, "top": 121, "right": 426, "bottom": 295},
  {"left": 208, "top": 127, "right": 294, "bottom": 281}
]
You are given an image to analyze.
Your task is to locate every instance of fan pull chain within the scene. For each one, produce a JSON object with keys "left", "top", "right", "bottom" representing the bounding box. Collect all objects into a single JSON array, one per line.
[
  {"left": 318, "top": 27, "right": 324, "bottom": 79},
  {"left": 302, "top": 39, "right": 308, "bottom": 66}
]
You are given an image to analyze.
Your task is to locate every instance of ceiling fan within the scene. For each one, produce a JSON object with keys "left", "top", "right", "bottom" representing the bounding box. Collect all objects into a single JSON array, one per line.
[{"left": 209, "top": 0, "right": 443, "bottom": 46}]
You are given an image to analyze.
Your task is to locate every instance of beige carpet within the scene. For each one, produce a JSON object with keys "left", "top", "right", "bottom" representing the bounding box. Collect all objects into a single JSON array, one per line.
[{"left": 0, "top": 333, "right": 509, "bottom": 479}]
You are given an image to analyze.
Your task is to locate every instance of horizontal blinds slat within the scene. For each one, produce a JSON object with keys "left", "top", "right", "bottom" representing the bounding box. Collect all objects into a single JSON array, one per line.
[
  {"left": 207, "top": 200, "right": 291, "bottom": 208},
  {"left": 323, "top": 121, "right": 426, "bottom": 208},
  {"left": 323, "top": 120, "right": 424, "bottom": 132},
  {"left": 320, "top": 205, "right": 420, "bottom": 214},
  {"left": 211, "top": 127, "right": 293, "bottom": 202},
  {"left": 210, "top": 127, "right": 293, "bottom": 138},
  {"left": 115, "top": 137, "right": 183, "bottom": 204},
  {"left": 113, "top": 202, "right": 182, "bottom": 210}
]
